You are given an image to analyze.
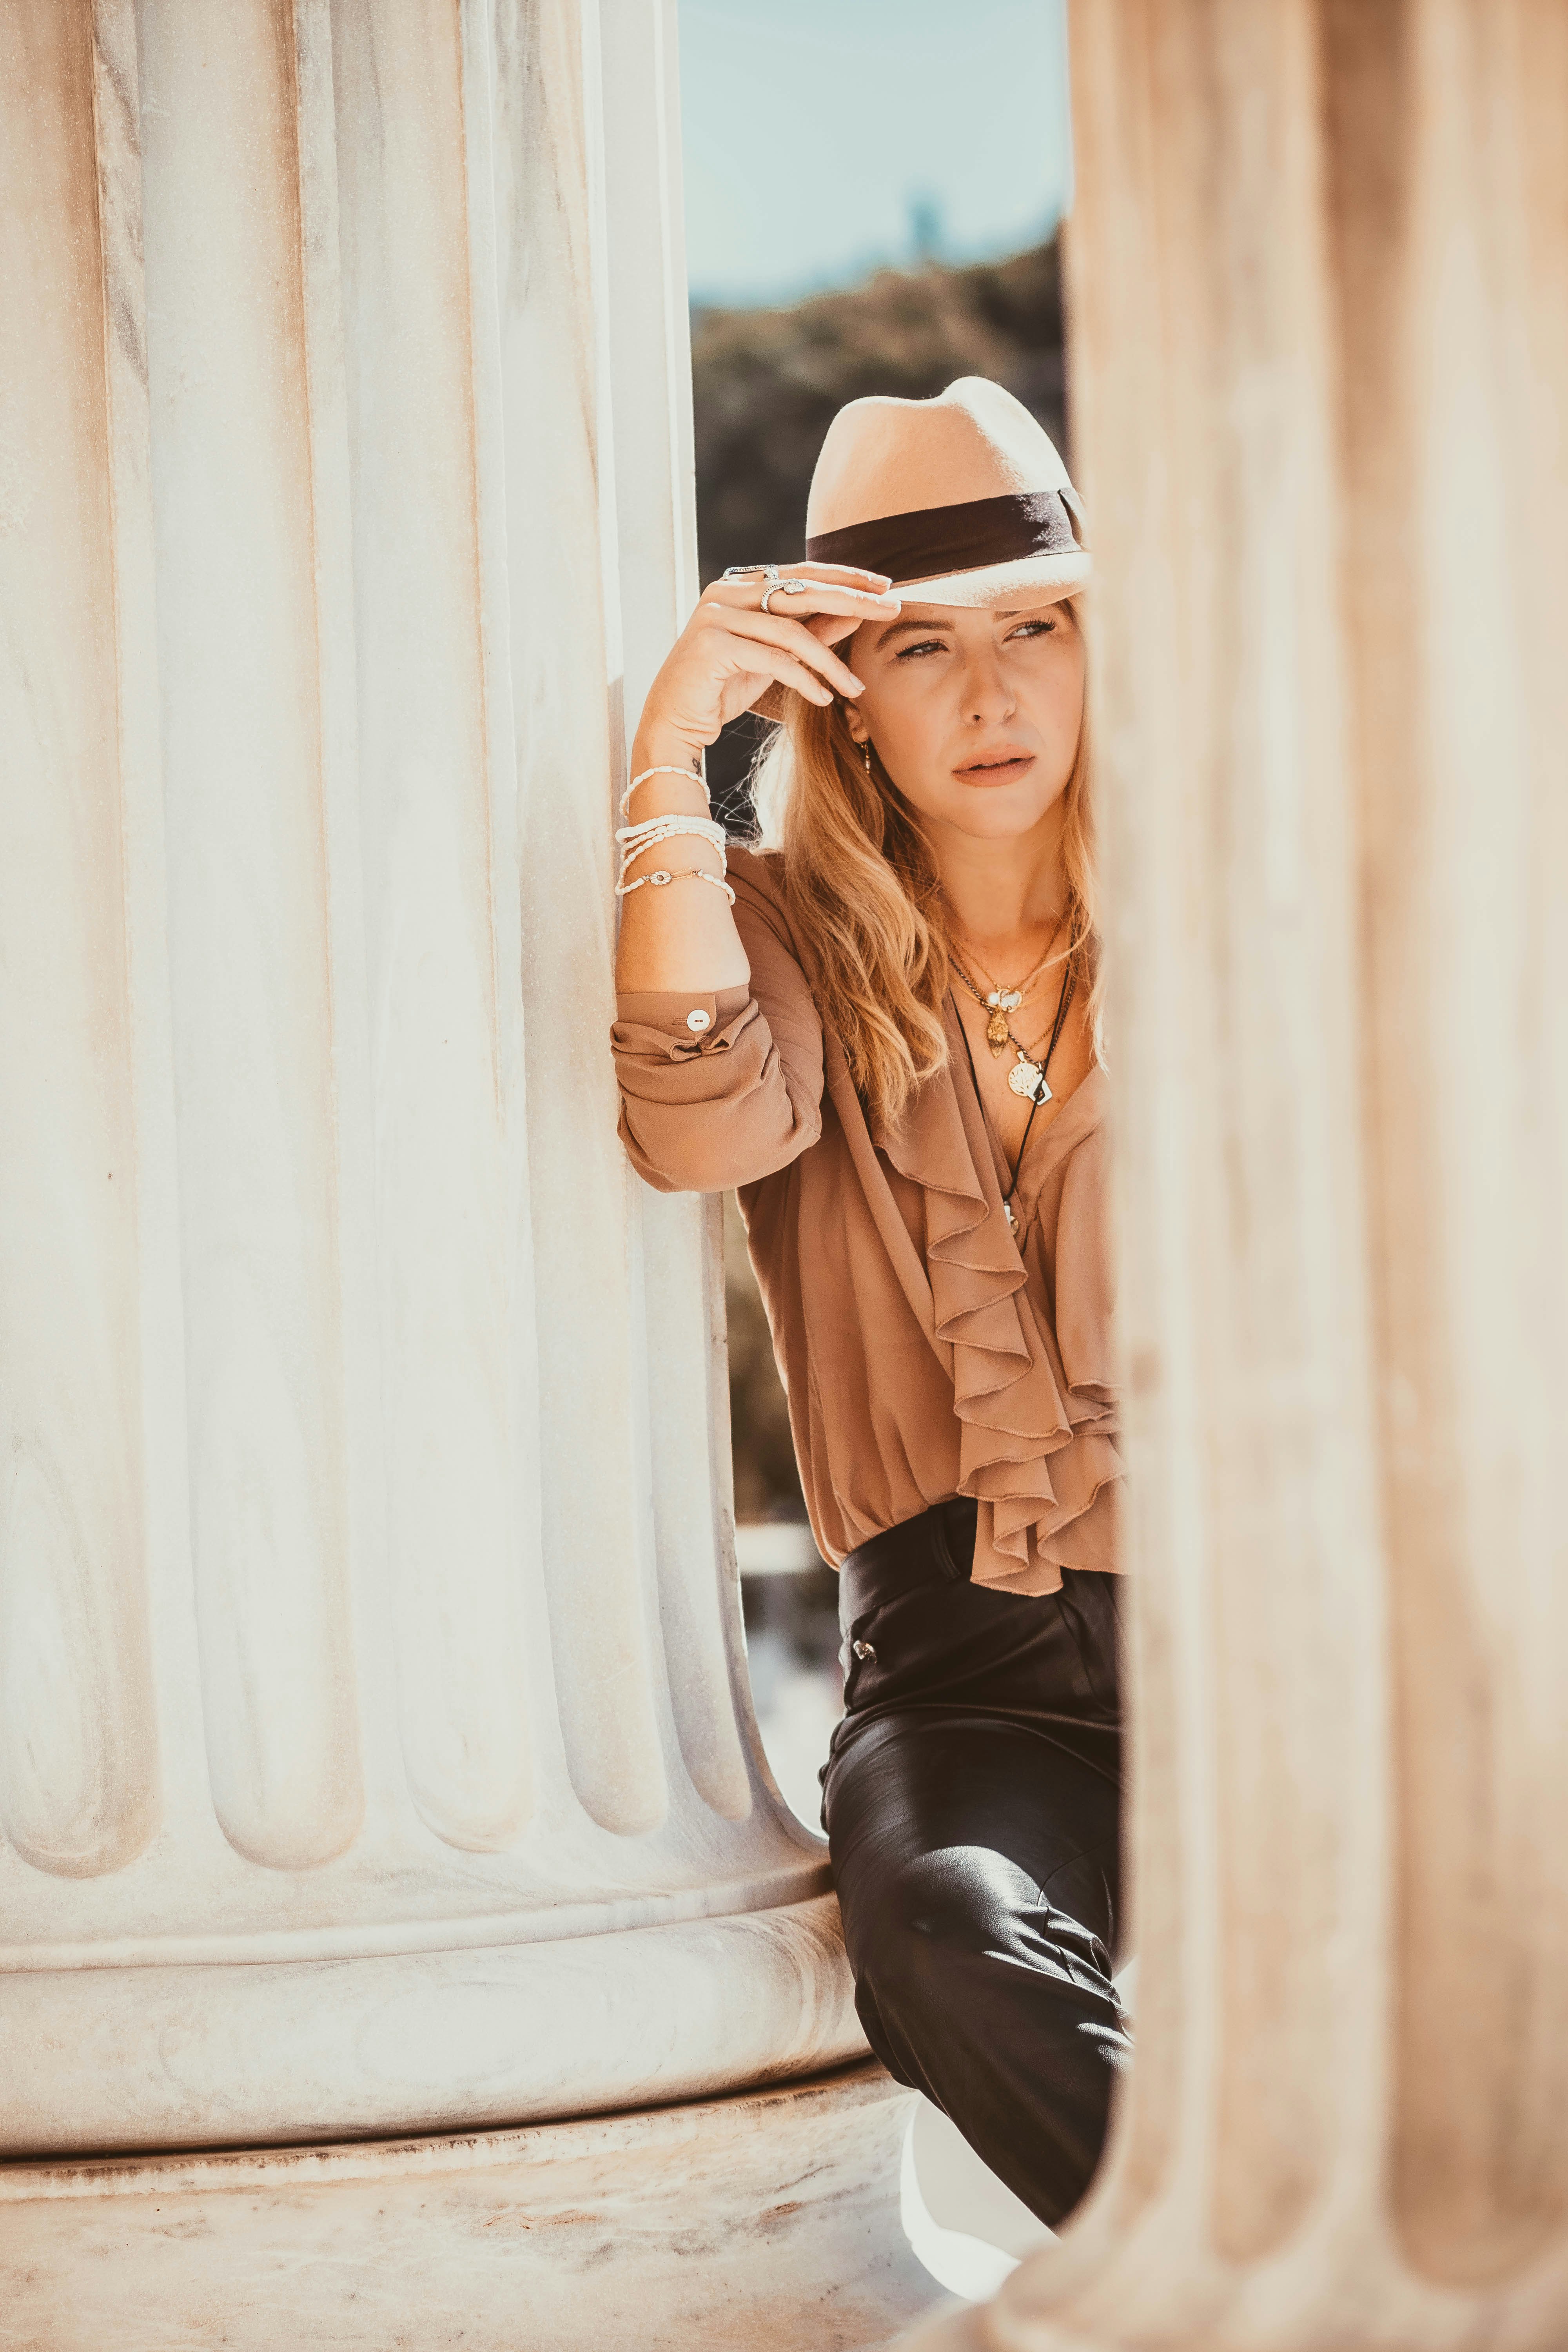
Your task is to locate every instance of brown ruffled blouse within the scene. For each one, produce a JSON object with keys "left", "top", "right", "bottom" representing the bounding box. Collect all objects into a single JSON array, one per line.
[{"left": 612, "top": 848, "right": 1123, "bottom": 1595}]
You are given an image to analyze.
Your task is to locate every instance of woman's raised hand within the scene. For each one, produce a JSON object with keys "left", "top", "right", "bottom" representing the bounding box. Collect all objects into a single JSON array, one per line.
[{"left": 636, "top": 564, "right": 902, "bottom": 753}]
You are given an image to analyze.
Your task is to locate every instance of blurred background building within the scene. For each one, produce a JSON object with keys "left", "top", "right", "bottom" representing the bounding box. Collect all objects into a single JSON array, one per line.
[{"left": 678, "top": 0, "right": 1074, "bottom": 1821}]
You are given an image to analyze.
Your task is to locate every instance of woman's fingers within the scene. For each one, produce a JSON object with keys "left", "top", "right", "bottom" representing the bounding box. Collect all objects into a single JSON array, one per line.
[
  {"left": 736, "top": 644, "right": 838, "bottom": 706},
  {"left": 702, "top": 573, "right": 899, "bottom": 623},
  {"left": 636, "top": 561, "right": 896, "bottom": 745},
  {"left": 719, "top": 606, "right": 868, "bottom": 697},
  {"left": 717, "top": 559, "right": 893, "bottom": 593},
  {"left": 804, "top": 609, "right": 867, "bottom": 650}
]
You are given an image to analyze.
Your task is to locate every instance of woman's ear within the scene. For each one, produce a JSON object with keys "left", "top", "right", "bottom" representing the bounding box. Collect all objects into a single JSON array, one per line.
[{"left": 841, "top": 701, "right": 869, "bottom": 746}]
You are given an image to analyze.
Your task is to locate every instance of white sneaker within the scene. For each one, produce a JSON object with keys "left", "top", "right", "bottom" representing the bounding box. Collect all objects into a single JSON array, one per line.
[
  {"left": 898, "top": 2097, "right": 1055, "bottom": 2300},
  {"left": 898, "top": 1958, "right": 1135, "bottom": 2299}
]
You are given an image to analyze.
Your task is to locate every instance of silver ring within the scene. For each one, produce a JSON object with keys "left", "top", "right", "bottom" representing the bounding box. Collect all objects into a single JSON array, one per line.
[
  {"left": 760, "top": 577, "right": 809, "bottom": 615},
  {"left": 722, "top": 563, "right": 780, "bottom": 582}
]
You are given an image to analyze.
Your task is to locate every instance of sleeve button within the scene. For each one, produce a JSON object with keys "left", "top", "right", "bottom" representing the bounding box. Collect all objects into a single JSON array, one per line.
[{"left": 685, "top": 1008, "right": 712, "bottom": 1033}]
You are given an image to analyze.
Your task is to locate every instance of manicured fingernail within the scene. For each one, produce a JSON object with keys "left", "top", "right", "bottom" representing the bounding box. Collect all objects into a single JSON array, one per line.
[{"left": 846, "top": 676, "right": 865, "bottom": 693}]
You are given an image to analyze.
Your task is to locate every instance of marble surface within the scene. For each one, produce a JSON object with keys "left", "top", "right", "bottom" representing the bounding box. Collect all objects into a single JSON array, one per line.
[
  {"left": 3, "top": 1892, "right": 864, "bottom": 2157},
  {"left": 898, "top": 5, "right": 1568, "bottom": 2348},
  {"left": 0, "top": 0, "right": 858, "bottom": 2163},
  {"left": 0, "top": 2060, "right": 954, "bottom": 2352}
]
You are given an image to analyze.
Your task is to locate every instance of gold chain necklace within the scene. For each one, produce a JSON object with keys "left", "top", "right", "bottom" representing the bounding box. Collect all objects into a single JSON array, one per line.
[
  {"left": 950, "top": 959, "right": 1080, "bottom": 1236},
  {"left": 951, "top": 949, "right": 1077, "bottom": 1102},
  {"left": 947, "top": 915, "right": 1066, "bottom": 1056}
]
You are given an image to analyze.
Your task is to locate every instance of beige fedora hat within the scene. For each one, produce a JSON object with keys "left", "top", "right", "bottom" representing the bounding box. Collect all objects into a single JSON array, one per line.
[
  {"left": 747, "top": 378, "right": 1088, "bottom": 720},
  {"left": 802, "top": 374, "right": 1089, "bottom": 606}
]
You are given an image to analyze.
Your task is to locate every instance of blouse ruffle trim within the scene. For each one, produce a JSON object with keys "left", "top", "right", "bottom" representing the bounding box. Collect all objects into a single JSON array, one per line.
[{"left": 873, "top": 1023, "right": 1123, "bottom": 1590}]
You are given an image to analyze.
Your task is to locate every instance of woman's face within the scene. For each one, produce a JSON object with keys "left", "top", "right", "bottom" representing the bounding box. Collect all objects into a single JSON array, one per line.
[{"left": 844, "top": 597, "right": 1084, "bottom": 843}]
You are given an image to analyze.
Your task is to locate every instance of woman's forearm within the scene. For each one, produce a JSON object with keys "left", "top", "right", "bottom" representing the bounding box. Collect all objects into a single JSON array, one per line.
[
  {"left": 613, "top": 719, "right": 751, "bottom": 994},
  {"left": 613, "top": 562, "right": 892, "bottom": 996}
]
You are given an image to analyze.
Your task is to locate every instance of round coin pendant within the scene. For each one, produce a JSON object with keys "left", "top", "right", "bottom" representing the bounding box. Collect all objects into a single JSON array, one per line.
[{"left": 1007, "top": 1054, "right": 1052, "bottom": 1103}]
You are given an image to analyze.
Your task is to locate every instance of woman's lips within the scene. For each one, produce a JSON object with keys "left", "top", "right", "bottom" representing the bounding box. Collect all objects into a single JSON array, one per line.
[{"left": 955, "top": 753, "right": 1036, "bottom": 784}]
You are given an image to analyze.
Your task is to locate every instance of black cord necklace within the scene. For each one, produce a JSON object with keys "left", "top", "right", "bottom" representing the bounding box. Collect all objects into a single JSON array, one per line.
[{"left": 951, "top": 958, "right": 1077, "bottom": 1240}]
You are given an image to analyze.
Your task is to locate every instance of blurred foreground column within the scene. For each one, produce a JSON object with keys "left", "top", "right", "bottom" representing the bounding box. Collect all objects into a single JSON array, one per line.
[
  {"left": 912, "top": 4, "right": 1568, "bottom": 2346},
  {"left": 0, "top": 3, "right": 937, "bottom": 2343}
]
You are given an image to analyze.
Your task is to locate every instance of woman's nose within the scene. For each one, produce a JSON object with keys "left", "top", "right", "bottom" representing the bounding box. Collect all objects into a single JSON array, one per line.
[{"left": 962, "top": 653, "right": 1015, "bottom": 722}]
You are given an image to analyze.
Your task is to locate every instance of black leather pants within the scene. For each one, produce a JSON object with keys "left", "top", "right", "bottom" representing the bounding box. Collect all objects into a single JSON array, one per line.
[{"left": 821, "top": 1497, "right": 1129, "bottom": 2230}]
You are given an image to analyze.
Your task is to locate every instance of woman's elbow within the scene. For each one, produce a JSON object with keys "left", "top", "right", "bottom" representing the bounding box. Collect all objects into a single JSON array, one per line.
[{"left": 617, "top": 1107, "right": 818, "bottom": 1195}]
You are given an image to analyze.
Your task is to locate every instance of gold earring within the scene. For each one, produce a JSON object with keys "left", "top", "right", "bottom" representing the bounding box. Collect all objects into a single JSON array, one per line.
[{"left": 861, "top": 739, "right": 873, "bottom": 777}]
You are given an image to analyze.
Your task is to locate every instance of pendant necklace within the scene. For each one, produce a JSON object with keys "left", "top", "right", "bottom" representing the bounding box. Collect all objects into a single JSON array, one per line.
[
  {"left": 948, "top": 917, "right": 1065, "bottom": 1059},
  {"left": 950, "top": 960, "right": 1079, "bottom": 1238},
  {"left": 951, "top": 924, "right": 1073, "bottom": 1103}
]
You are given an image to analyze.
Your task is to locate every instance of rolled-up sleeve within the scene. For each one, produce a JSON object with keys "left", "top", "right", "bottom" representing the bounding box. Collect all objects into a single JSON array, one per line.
[{"left": 611, "top": 867, "right": 824, "bottom": 1193}]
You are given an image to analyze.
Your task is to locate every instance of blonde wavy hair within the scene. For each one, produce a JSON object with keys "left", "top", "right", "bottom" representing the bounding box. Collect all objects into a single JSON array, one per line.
[{"left": 748, "top": 599, "right": 1097, "bottom": 1131}]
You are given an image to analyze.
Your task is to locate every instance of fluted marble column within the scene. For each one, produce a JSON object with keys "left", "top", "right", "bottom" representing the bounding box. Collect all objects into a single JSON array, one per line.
[
  {"left": 0, "top": 0, "right": 866, "bottom": 2164},
  {"left": 911, "top": 4, "right": 1568, "bottom": 2347}
]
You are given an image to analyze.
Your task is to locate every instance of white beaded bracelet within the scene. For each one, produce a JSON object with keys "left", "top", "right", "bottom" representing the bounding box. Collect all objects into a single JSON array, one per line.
[
  {"left": 614, "top": 810, "right": 734, "bottom": 907},
  {"left": 617, "top": 866, "right": 737, "bottom": 906},
  {"left": 616, "top": 813, "right": 727, "bottom": 856},
  {"left": 615, "top": 813, "right": 728, "bottom": 887},
  {"left": 620, "top": 762, "right": 711, "bottom": 819}
]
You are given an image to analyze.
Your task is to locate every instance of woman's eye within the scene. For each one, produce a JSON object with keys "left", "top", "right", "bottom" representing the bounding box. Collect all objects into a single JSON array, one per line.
[
  {"left": 894, "top": 638, "right": 946, "bottom": 661},
  {"left": 1007, "top": 619, "right": 1057, "bottom": 642}
]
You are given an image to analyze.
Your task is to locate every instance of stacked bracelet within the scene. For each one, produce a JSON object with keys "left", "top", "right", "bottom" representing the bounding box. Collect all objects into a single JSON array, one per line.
[
  {"left": 618, "top": 866, "right": 737, "bottom": 905},
  {"left": 615, "top": 812, "right": 728, "bottom": 867},
  {"left": 614, "top": 811, "right": 735, "bottom": 906},
  {"left": 620, "top": 763, "right": 711, "bottom": 820}
]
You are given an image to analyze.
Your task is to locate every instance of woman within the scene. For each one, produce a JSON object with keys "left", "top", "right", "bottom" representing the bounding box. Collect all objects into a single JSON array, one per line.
[{"left": 611, "top": 377, "right": 1127, "bottom": 2229}]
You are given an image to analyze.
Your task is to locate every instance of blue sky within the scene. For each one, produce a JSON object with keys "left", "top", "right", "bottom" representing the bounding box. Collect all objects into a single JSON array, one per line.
[{"left": 677, "top": 0, "right": 1073, "bottom": 308}]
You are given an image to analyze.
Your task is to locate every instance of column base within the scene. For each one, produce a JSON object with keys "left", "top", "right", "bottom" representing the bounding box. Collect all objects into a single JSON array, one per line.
[
  {"left": 0, "top": 2058, "right": 956, "bottom": 2351},
  {"left": 2, "top": 1887, "right": 862, "bottom": 2154}
]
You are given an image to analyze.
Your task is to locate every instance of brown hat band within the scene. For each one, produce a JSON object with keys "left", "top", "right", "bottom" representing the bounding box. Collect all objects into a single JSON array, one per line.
[{"left": 804, "top": 487, "right": 1084, "bottom": 584}]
